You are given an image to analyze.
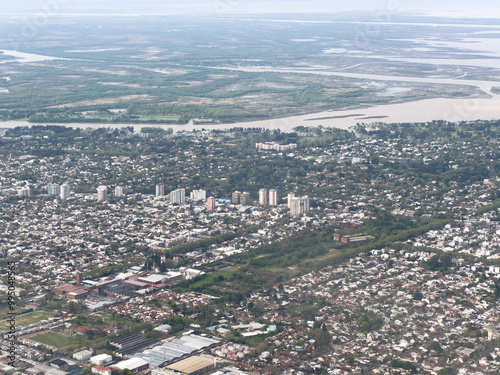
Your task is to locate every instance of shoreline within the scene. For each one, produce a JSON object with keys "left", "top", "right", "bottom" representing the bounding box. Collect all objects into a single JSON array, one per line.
[{"left": 2, "top": 94, "right": 500, "bottom": 133}]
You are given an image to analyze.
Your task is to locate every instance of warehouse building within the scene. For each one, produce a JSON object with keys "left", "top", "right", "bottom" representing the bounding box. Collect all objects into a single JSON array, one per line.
[
  {"left": 165, "top": 356, "right": 215, "bottom": 375},
  {"left": 111, "top": 358, "right": 148, "bottom": 374},
  {"left": 73, "top": 349, "right": 93, "bottom": 361},
  {"left": 89, "top": 354, "right": 113, "bottom": 366},
  {"left": 131, "top": 334, "right": 219, "bottom": 368}
]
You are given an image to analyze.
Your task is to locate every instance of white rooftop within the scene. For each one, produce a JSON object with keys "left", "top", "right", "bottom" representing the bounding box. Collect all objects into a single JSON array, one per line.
[
  {"left": 139, "top": 274, "right": 166, "bottom": 283},
  {"left": 90, "top": 354, "right": 112, "bottom": 361},
  {"left": 113, "top": 357, "right": 148, "bottom": 370}
]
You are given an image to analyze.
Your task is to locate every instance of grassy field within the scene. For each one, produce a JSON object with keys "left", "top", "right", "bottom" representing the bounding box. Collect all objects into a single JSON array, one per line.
[
  {"left": 30, "top": 332, "right": 81, "bottom": 348},
  {"left": 0, "top": 310, "right": 53, "bottom": 330},
  {"left": 182, "top": 267, "right": 241, "bottom": 292}
]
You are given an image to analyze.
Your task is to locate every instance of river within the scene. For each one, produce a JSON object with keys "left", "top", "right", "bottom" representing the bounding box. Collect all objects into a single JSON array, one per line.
[
  {"left": 1, "top": 47, "right": 500, "bottom": 133},
  {"left": 216, "top": 66, "right": 500, "bottom": 95},
  {"left": 1, "top": 94, "right": 500, "bottom": 133},
  {"left": 0, "top": 49, "right": 69, "bottom": 63}
]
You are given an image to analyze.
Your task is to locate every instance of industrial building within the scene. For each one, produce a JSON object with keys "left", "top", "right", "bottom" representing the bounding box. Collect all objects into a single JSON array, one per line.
[
  {"left": 54, "top": 283, "right": 89, "bottom": 300},
  {"left": 131, "top": 334, "right": 219, "bottom": 368},
  {"left": 73, "top": 349, "right": 93, "bottom": 361},
  {"left": 89, "top": 354, "right": 113, "bottom": 366},
  {"left": 111, "top": 358, "right": 149, "bottom": 374},
  {"left": 164, "top": 356, "right": 215, "bottom": 375}
]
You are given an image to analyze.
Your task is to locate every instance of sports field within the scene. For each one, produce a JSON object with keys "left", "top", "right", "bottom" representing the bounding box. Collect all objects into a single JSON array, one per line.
[{"left": 30, "top": 332, "right": 81, "bottom": 348}]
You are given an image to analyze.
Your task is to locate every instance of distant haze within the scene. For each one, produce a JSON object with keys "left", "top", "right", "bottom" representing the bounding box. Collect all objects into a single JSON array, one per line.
[{"left": 1, "top": 0, "right": 500, "bottom": 18}]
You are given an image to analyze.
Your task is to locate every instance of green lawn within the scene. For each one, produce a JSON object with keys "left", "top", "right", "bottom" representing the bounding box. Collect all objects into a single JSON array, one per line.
[
  {"left": 181, "top": 267, "right": 240, "bottom": 292},
  {"left": 0, "top": 310, "right": 53, "bottom": 330},
  {"left": 30, "top": 332, "right": 81, "bottom": 348}
]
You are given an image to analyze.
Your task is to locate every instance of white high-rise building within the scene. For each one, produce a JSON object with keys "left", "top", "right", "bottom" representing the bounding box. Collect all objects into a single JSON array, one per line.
[
  {"left": 259, "top": 189, "right": 268, "bottom": 206},
  {"left": 170, "top": 188, "right": 186, "bottom": 204},
  {"left": 269, "top": 189, "right": 278, "bottom": 206},
  {"left": 60, "top": 183, "right": 71, "bottom": 199},
  {"left": 287, "top": 193, "right": 295, "bottom": 208},
  {"left": 115, "top": 186, "right": 124, "bottom": 198},
  {"left": 290, "top": 197, "right": 302, "bottom": 217},
  {"left": 156, "top": 184, "right": 165, "bottom": 198},
  {"left": 97, "top": 185, "right": 107, "bottom": 201},
  {"left": 290, "top": 196, "right": 311, "bottom": 217},
  {"left": 47, "top": 184, "right": 60, "bottom": 196},
  {"left": 190, "top": 189, "right": 206, "bottom": 201},
  {"left": 18, "top": 186, "right": 31, "bottom": 197}
]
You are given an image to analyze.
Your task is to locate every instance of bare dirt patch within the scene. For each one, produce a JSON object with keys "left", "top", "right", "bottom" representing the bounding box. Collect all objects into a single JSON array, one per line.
[
  {"left": 175, "top": 81, "right": 209, "bottom": 87},
  {"left": 208, "top": 74, "right": 239, "bottom": 80},
  {"left": 144, "top": 67, "right": 189, "bottom": 76},
  {"left": 172, "top": 97, "right": 216, "bottom": 105},
  {"left": 97, "top": 81, "right": 144, "bottom": 88},
  {"left": 83, "top": 68, "right": 135, "bottom": 76}
]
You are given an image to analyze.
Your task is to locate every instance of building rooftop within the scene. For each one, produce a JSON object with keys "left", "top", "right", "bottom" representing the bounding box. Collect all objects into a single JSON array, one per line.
[
  {"left": 138, "top": 274, "right": 166, "bottom": 283},
  {"left": 166, "top": 356, "right": 214, "bottom": 374},
  {"left": 112, "top": 357, "right": 148, "bottom": 371}
]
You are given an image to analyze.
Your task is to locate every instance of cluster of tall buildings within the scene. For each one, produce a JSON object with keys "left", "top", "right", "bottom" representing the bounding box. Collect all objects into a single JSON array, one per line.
[
  {"left": 47, "top": 183, "right": 127, "bottom": 201},
  {"left": 45, "top": 182, "right": 309, "bottom": 218},
  {"left": 258, "top": 188, "right": 278, "bottom": 206},
  {"left": 47, "top": 183, "right": 71, "bottom": 199},
  {"left": 96, "top": 185, "right": 125, "bottom": 201},
  {"left": 288, "top": 193, "right": 310, "bottom": 217},
  {"left": 97, "top": 185, "right": 127, "bottom": 201},
  {"left": 155, "top": 184, "right": 187, "bottom": 205},
  {"left": 231, "top": 191, "right": 251, "bottom": 205}
]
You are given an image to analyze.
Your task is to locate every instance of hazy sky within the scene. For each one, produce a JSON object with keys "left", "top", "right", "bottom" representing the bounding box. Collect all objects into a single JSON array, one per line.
[{"left": 2, "top": 0, "right": 500, "bottom": 18}]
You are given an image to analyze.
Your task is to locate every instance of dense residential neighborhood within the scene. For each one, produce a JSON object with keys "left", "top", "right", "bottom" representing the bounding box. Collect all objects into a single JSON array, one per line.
[{"left": 0, "top": 121, "right": 499, "bottom": 374}]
